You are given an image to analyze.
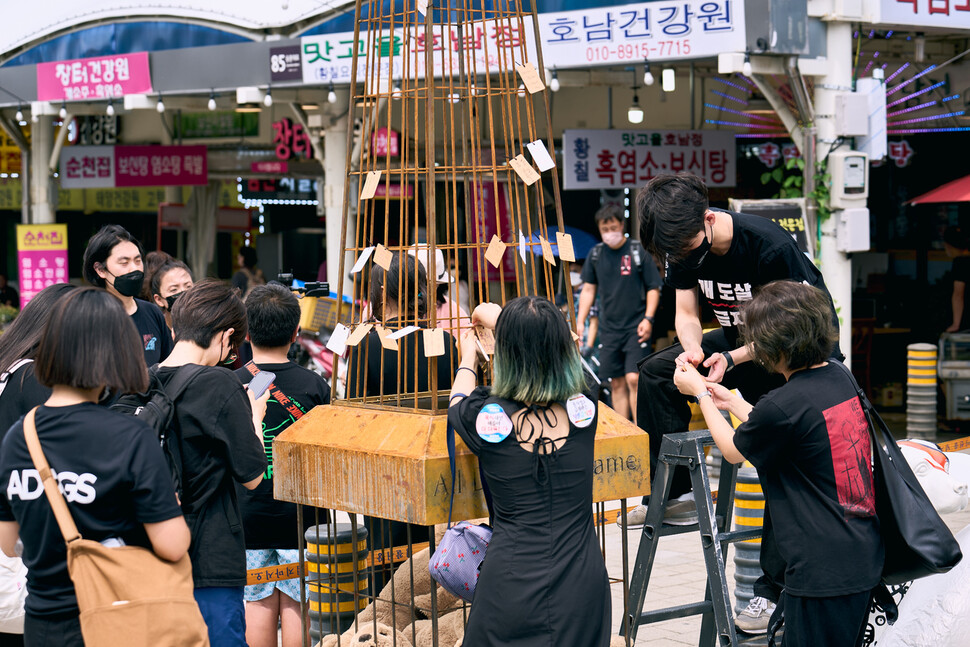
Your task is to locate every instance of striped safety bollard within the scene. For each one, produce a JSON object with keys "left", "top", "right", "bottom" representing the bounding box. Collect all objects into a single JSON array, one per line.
[
  {"left": 732, "top": 465, "right": 764, "bottom": 614},
  {"left": 305, "top": 523, "right": 369, "bottom": 642},
  {"left": 906, "top": 343, "right": 938, "bottom": 439}
]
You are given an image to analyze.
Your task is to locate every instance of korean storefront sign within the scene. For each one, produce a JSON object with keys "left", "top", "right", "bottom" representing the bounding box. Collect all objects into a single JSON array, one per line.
[
  {"left": 37, "top": 52, "right": 152, "bottom": 102},
  {"left": 372, "top": 128, "right": 400, "bottom": 158},
  {"left": 272, "top": 118, "right": 312, "bottom": 161},
  {"left": 16, "top": 224, "right": 68, "bottom": 307},
  {"left": 871, "top": 0, "right": 970, "bottom": 29},
  {"left": 290, "top": 0, "right": 744, "bottom": 84},
  {"left": 562, "top": 129, "right": 736, "bottom": 189},
  {"left": 59, "top": 145, "right": 208, "bottom": 189}
]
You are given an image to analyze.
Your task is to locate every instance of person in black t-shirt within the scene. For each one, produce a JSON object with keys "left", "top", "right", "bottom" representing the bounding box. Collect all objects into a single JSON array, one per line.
[
  {"left": 156, "top": 279, "right": 269, "bottom": 647},
  {"left": 577, "top": 205, "right": 661, "bottom": 423},
  {"left": 235, "top": 284, "right": 330, "bottom": 647},
  {"left": 943, "top": 226, "right": 970, "bottom": 332},
  {"left": 82, "top": 225, "right": 173, "bottom": 367},
  {"left": 674, "top": 282, "right": 882, "bottom": 647},
  {"left": 0, "top": 288, "right": 190, "bottom": 647}
]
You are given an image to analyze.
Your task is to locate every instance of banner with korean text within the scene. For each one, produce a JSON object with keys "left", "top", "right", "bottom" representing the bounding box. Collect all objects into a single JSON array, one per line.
[
  {"left": 870, "top": 0, "right": 970, "bottom": 30},
  {"left": 562, "top": 129, "right": 736, "bottom": 189},
  {"left": 291, "top": 0, "right": 744, "bottom": 85},
  {"left": 16, "top": 224, "right": 68, "bottom": 307},
  {"left": 37, "top": 52, "right": 152, "bottom": 102},
  {"left": 59, "top": 145, "right": 208, "bottom": 189}
]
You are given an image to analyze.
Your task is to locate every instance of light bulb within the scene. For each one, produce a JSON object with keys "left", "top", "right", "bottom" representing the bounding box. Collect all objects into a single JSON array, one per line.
[
  {"left": 392, "top": 84, "right": 402, "bottom": 100},
  {"left": 58, "top": 103, "right": 67, "bottom": 119},
  {"left": 447, "top": 92, "right": 461, "bottom": 104},
  {"left": 742, "top": 53, "right": 752, "bottom": 77},
  {"left": 549, "top": 70, "right": 560, "bottom": 92},
  {"left": 327, "top": 83, "right": 337, "bottom": 104},
  {"left": 208, "top": 96, "right": 217, "bottom": 111},
  {"left": 517, "top": 84, "right": 526, "bottom": 98},
  {"left": 156, "top": 97, "right": 165, "bottom": 113},
  {"left": 14, "top": 108, "right": 23, "bottom": 122},
  {"left": 628, "top": 95, "right": 644, "bottom": 124},
  {"left": 106, "top": 101, "right": 115, "bottom": 116},
  {"left": 662, "top": 68, "right": 676, "bottom": 92},
  {"left": 644, "top": 67, "right": 655, "bottom": 86},
  {"left": 263, "top": 90, "right": 273, "bottom": 107}
]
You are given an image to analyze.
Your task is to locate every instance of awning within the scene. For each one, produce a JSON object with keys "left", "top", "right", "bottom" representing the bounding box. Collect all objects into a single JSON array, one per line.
[{"left": 908, "top": 174, "right": 970, "bottom": 205}]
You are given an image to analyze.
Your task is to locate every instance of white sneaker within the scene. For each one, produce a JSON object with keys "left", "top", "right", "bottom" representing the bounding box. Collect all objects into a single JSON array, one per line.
[
  {"left": 616, "top": 504, "right": 648, "bottom": 530},
  {"left": 734, "top": 596, "right": 776, "bottom": 634}
]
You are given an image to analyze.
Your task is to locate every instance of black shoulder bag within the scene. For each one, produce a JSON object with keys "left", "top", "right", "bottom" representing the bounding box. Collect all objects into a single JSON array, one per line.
[{"left": 832, "top": 359, "right": 962, "bottom": 585}]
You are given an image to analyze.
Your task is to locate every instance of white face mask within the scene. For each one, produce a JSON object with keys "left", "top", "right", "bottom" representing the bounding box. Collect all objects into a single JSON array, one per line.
[{"left": 601, "top": 230, "right": 625, "bottom": 249}]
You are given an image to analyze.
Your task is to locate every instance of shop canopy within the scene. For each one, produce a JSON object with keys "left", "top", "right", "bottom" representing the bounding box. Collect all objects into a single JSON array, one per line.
[{"left": 908, "top": 174, "right": 970, "bottom": 205}]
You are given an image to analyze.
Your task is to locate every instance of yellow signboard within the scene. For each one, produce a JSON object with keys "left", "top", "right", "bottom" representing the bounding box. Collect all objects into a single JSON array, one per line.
[{"left": 17, "top": 223, "right": 68, "bottom": 251}]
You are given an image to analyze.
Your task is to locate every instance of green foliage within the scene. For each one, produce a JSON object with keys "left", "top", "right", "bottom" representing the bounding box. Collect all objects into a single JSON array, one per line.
[
  {"left": 759, "top": 156, "right": 806, "bottom": 199},
  {"left": 809, "top": 161, "right": 831, "bottom": 224}
]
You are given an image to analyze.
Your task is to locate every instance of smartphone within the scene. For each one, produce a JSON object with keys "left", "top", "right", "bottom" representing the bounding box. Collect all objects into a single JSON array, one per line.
[{"left": 248, "top": 371, "right": 276, "bottom": 399}]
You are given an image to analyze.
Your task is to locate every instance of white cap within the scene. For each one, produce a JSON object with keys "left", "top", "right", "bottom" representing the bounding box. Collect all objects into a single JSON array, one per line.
[{"left": 408, "top": 244, "right": 453, "bottom": 284}]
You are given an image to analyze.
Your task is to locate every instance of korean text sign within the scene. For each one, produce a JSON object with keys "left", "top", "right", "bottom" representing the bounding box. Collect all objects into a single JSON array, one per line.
[
  {"left": 17, "top": 224, "right": 68, "bottom": 307},
  {"left": 875, "top": 0, "right": 970, "bottom": 29},
  {"left": 37, "top": 52, "right": 152, "bottom": 102},
  {"left": 59, "top": 145, "right": 208, "bottom": 189},
  {"left": 562, "top": 129, "right": 736, "bottom": 189}
]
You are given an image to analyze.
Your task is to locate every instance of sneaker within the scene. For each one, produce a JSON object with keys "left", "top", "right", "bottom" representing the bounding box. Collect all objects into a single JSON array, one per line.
[
  {"left": 662, "top": 492, "right": 698, "bottom": 526},
  {"left": 616, "top": 504, "right": 648, "bottom": 530},
  {"left": 735, "top": 596, "right": 776, "bottom": 634}
]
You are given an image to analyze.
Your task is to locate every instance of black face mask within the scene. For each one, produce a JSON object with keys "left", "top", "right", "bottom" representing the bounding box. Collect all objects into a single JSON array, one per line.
[
  {"left": 109, "top": 270, "right": 145, "bottom": 298},
  {"left": 681, "top": 227, "right": 712, "bottom": 270},
  {"left": 165, "top": 291, "right": 185, "bottom": 310}
]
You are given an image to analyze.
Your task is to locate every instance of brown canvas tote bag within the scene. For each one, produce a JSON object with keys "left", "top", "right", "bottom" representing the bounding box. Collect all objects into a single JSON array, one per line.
[{"left": 23, "top": 408, "right": 209, "bottom": 647}]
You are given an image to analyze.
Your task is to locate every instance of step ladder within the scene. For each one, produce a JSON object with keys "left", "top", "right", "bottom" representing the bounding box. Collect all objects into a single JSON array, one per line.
[{"left": 623, "top": 429, "right": 765, "bottom": 647}]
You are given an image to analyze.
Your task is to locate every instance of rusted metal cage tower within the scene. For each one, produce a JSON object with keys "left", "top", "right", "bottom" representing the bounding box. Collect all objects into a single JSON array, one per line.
[{"left": 273, "top": 1, "right": 651, "bottom": 646}]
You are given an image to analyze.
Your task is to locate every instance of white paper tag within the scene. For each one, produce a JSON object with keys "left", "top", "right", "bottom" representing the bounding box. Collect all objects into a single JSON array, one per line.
[
  {"left": 518, "top": 231, "right": 526, "bottom": 263},
  {"left": 351, "top": 246, "right": 375, "bottom": 274},
  {"left": 566, "top": 394, "right": 596, "bottom": 428},
  {"left": 387, "top": 325, "right": 420, "bottom": 340},
  {"left": 417, "top": 0, "right": 428, "bottom": 15},
  {"left": 476, "top": 403, "right": 513, "bottom": 443},
  {"left": 326, "top": 323, "right": 351, "bottom": 356},
  {"left": 526, "top": 140, "right": 556, "bottom": 172}
]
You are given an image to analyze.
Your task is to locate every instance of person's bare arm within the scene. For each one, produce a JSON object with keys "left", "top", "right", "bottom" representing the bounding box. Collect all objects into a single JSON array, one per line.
[
  {"left": 576, "top": 283, "right": 597, "bottom": 343},
  {"left": 674, "top": 288, "right": 704, "bottom": 366},
  {"left": 0, "top": 522, "right": 19, "bottom": 558},
  {"left": 949, "top": 281, "right": 966, "bottom": 332},
  {"left": 144, "top": 516, "right": 191, "bottom": 562}
]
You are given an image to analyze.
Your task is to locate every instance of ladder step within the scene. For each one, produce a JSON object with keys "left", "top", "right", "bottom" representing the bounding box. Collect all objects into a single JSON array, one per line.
[
  {"left": 718, "top": 528, "right": 763, "bottom": 544},
  {"left": 636, "top": 600, "right": 712, "bottom": 624}
]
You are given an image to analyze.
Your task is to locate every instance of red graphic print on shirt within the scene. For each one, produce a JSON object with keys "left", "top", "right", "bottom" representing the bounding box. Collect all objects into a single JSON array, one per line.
[
  {"left": 822, "top": 397, "right": 876, "bottom": 519},
  {"left": 620, "top": 255, "right": 632, "bottom": 276}
]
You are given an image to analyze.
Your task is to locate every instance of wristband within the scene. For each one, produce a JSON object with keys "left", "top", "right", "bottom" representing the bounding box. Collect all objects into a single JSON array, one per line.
[
  {"left": 643, "top": 315, "right": 655, "bottom": 324},
  {"left": 695, "top": 391, "right": 711, "bottom": 403},
  {"left": 455, "top": 366, "right": 477, "bottom": 379},
  {"left": 721, "top": 351, "right": 735, "bottom": 372}
]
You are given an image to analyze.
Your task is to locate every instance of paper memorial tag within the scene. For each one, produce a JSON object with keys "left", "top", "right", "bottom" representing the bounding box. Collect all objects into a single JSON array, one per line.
[
  {"left": 423, "top": 328, "right": 445, "bottom": 357},
  {"left": 570, "top": 330, "right": 580, "bottom": 342},
  {"left": 346, "top": 323, "right": 373, "bottom": 347},
  {"left": 508, "top": 155, "right": 540, "bottom": 186},
  {"left": 476, "top": 403, "right": 513, "bottom": 443},
  {"left": 484, "top": 234, "right": 506, "bottom": 268},
  {"left": 518, "top": 231, "right": 527, "bottom": 262},
  {"left": 360, "top": 170, "right": 382, "bottom": 200},
  {"left": 417, "top": 0, "right": 428, "bottom": 16},
  {"left": 373, "top": 243, "right": 393, "bottom": 271},
  {"left": 556, "top": 232, "right": 576, "bottom": 263},
  {"left": 388, "top": 325, "right": 420, "bottom": 340},
  {"left": 539, "top": 236, "right": 556, "bottom": 266},
  {"left": 326, "top": 323, "right": 351, "bottom": 356},
  {"left": 566, "top": 394, "right": 596, "bottom": 428},
  {"left": 515, "top": 63, "right": 545, "bottom": 94},
  {"left": 351, "top": 246, "right": 375, "bottom": 274},
  {"left": 474, "top": 325, "right": 495, "bottom": 355},
  {"left": 526, "top": 140, "right": 556, "bottom": 172},
  {"left": 375, "top": 325, "right": 399, "bottom": 351}
]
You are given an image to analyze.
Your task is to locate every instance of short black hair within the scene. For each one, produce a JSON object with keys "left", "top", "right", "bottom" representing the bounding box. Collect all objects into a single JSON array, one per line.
[
  {"left": 594, "top": 204, "right": 625, "bottom": 226},
  {"left": 150, "top": 260, "right": 192, "bottom": 298},
  {"left": 239, "top": 247, "right": 259, "bottom": 270},
  {"left": 636, "top": 174, "right": 709, "bottom": 259},
  {"left": 741, "top": 281, "right": 838, "bottom": 372},
  {"left": 171, "top": 279, "right": 247, "bottom": 351},
  {"left": 82, "top": 225, "right": 144, "bottom": 288},
  {"left": 0, "top": 283, "right": 76, "bottom": 370},
  {"left": 246, "top": 283, "right": 301, "bottom": 348},
  {"left": 369, "top": 252, "right": 429, "bottom": 323},
  {"left": 33, "top": 287, "right": 148, "bottom": 393}
]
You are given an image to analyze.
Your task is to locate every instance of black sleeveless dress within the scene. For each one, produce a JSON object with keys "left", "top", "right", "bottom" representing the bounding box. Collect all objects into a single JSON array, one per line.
[{"left": 448, "top": 387, "right": 610, "bottom": 647}]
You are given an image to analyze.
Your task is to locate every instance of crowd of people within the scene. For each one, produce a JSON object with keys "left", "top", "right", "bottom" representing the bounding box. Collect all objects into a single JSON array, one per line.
[{"left": 0, "top": 172, "right": 893, "bottom": 647}]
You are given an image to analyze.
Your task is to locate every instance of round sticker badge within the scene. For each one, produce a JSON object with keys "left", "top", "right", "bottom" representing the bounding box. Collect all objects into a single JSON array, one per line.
[
  {"left": 476, "top": 403, "right": 513, "bottom": 443},
  {"left": 566, "top": 394, "right": 596, "bottom": 428}
]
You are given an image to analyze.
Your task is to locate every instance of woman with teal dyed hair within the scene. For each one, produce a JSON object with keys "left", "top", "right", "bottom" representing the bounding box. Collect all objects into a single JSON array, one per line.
[{"left": 448, "top": 296, "right": 611, "bottom": 647}]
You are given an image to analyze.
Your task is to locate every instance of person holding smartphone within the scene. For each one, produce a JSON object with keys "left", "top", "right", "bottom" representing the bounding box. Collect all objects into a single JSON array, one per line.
[{"left": 153, "top": 279, "right": 269, "bottom": 647}]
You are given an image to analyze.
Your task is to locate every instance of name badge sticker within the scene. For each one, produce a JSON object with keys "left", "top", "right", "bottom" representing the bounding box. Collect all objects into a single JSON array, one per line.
[
  {"left": 566, "top": 394, "right": 595, "bottom": 428},
  {"left": 476, "top": 403, "right": 513, "bottom": 443}
]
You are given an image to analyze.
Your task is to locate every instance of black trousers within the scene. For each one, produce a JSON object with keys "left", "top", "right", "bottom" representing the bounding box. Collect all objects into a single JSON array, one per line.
[
  {"left": 24, "top": 612, "right": 82, "bottom": 647},
  {"left": 781, "top": 589, "right": 872, "bottom": 647}
]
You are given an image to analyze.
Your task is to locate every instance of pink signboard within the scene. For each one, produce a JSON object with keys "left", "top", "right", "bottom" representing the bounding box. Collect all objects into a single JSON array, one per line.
[
  {"left": 470, "top": 180, "right": 515, "bottom": 282},
  {"left": 37, "top": 52, "right": 153, "bottom": 102},
  {"left": 60, "top": 145, "right": 208, "bottom": 188},
  {"left": 251, "top": 160, "right": 289, "bottom": 174},
  {"left": 16, "top": 224, "right": 68, "bottom": 307},
  {"left": 372, "top": 128, "right": 400, "bottom": 158},
  {"left": 373, "top": 182, "right": 413, "bottom": 198}
]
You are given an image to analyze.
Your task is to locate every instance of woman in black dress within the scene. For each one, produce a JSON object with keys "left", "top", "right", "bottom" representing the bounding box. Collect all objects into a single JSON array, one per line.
[{"left": 448, "top": 297, "right": 610, "bottom": 647}]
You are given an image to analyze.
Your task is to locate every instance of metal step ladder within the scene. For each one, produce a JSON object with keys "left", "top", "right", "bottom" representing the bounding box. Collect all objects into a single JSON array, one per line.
[{"left": 622, "top": 429, "right": 765, "bottom": 647}]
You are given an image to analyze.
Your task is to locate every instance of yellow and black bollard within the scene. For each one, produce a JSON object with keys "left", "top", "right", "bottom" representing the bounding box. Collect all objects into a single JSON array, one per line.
[{"left": 305, "top": 523, "right": 370, "bottom": 641}]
